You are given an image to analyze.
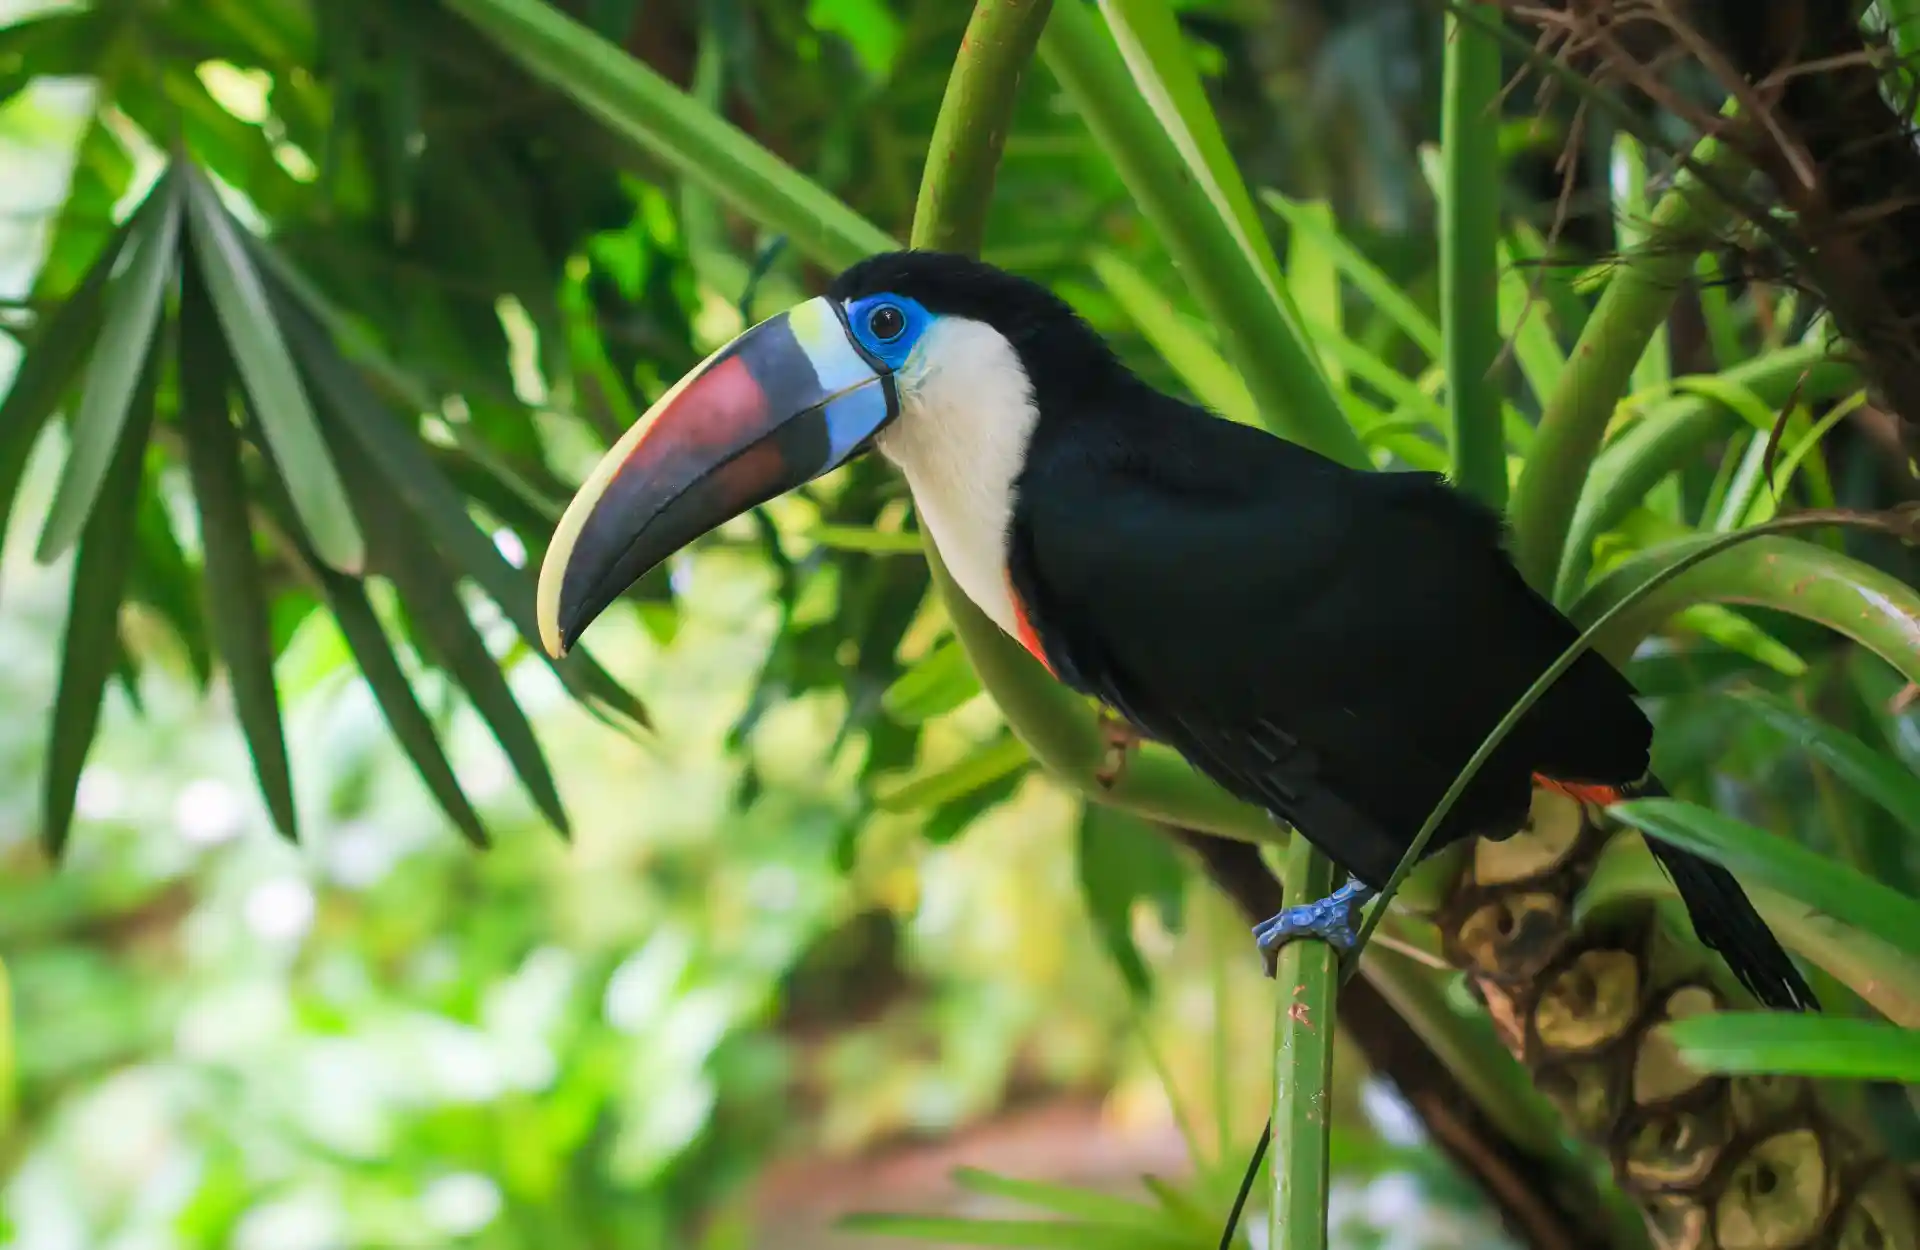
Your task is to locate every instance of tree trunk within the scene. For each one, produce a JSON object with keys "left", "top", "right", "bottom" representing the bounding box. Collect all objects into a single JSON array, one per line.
[{"left": 1427, "top": 787, "right": 1920, "bottom": 1250}]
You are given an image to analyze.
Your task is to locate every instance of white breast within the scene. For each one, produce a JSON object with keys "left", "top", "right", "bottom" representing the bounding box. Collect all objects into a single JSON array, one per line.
[{"left": 875, "top": 316, "right": 1038, "bottom": 639}]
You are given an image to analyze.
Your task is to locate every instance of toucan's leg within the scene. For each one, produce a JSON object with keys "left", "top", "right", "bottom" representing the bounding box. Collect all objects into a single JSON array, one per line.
[
  {"left": 1252, "top": 876, "right": 1375, "bottom": 973},
  {"left": 1095, "top": 707, "right": 1140, "bottom": 790}
]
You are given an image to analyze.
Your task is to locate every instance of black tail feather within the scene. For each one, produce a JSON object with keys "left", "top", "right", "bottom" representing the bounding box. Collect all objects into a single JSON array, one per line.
[{"left": 1635, "top": 777, "right": 1819, "bottom": 1013}]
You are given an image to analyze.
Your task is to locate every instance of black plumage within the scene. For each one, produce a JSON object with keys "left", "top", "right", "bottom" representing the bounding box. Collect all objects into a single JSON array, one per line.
[{"left": 830, "top": 252, "right": 1816, "bottom": 1014}]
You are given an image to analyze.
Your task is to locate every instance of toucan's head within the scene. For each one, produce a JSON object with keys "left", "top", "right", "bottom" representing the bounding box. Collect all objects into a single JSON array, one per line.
[{"left": 537, "top": 250, "right": 1116, "bottom": 657}]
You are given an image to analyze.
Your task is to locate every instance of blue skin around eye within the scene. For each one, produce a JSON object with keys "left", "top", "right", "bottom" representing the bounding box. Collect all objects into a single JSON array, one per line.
[{"left": 844, "top": 293, "right": 934, "bottom": 370}]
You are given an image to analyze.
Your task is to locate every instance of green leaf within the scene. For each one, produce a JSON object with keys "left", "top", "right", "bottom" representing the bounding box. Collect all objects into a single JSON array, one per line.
[
  {"left": 257, "top": 261, "right": 649, "bottom": 731},
  {"left": 923, "top": 762, "right": 1027, "bottom": 844},
  {"left": 807, "top": 524, "right": 926, "bottom": 555},
  {"left": 1496, "top": 232, "right": 1567, "bottom": 411},
  {"left": 1259, "top": 190, "right": 1442, "bottom": 358},
  {"left": 445, "top": 0, "right": 893, "bottom": 271},
  {"left": 177, "top": 282, "right": 298, "bottom": 841},
  {"left": 126, "top": 472, "right": 213, "bottom": 689},
  {"left": 306, "top": 559, "right": 490, "bottom": 847},
  {"left": 181, "top": 166, "right": 364, "bottom": 573},
  {"left": 35, "top": 172, "right": 179, "bottom": 563},
  {"left": 42, "top": 349, "right": 157, "bottom": 855},
  {"left": 0, "top": 214, "right": 134, "bottom": 562},
  {"left": 1077, "top": 802, "right": 1187, "bottom": 1000},
  {"left": 950, "top": 1168, "right": 1178, "bottom": 1232},
  {"left": 876, "top": 732, "right": 1030, "bottom": 812},
  {"left": 1039, "top": 2, "right": 1362, "bottom": 466},
  {"left": 882, "top": 638, "right": 982, "bottom": 725},
  {"left": 0, "top": 953, "right": 12, "bottom": 1136},
  {"left": 1554, "top": 343, "right": 1855, "bottom": 601},
  {"left": 836, "top": 1213, "right": 1189, "bottom": 1250},
  {"left": 1727, "top": 686, "right": 1920, "bottom": 841},
  {"left": 1090, "top": 249, "right": 1258, "bottom": 427},
  {"left": 1096, "top": 0, "right": 1283, "bottom": 294},
  {"left": 332, "top": 435, "right": 570, "bottom": 836},
  {"left": 1611, "top": 798, "right": 1920, "bottom": 958},
  {"left": 1657, "top": 1013, "right": 1920, "bottom": 1084},
  {"left": 1508, "top": 130, "right": 1744, "bottom": 594}
]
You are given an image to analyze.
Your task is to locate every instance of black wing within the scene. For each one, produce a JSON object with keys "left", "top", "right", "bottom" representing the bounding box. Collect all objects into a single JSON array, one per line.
[{"left": 1009, "top": 413, "right": 1651, "bottom": 887}]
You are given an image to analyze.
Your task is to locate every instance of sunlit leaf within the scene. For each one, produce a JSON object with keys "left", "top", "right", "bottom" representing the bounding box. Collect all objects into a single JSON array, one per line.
[
  {"left": 43, "top": 348, "right": 158, "bottom": 854},
  {"left": 177, "top": 274, "right": 298, "bottom": 840},
  {"left": 0, "top": 213, "right": 133, "bottom": 562},
  {"left": 876, "top": 732, "right": 1029, "bottom": 812},
  {"left": 182, "top": 166, "right": 365, "bottom": 573},
  {"left": 35, "top": 172, "right": 179, "bottom": 564},
  {"left": 882, "top": 638, "right": 982, "bottom": 725},
  {"left": 808, "top": 524, "right": 925, "bottom": 555},
  {"left": 1658, "top": 1013, "right": 1920, "bottom": 1083}
]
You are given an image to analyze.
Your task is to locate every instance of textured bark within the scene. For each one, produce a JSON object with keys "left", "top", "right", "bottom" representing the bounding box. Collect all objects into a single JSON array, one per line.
[{"left": 1424, "top": 787, "right": 1920, "bottom": 1250}]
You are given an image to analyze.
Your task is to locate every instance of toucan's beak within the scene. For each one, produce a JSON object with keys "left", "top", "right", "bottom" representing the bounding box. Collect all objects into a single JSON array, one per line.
[{"left": 537, "top": 296, "right": 897, "bottom": 657}]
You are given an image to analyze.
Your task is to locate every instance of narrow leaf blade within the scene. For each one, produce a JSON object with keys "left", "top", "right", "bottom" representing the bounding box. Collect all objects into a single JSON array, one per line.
[
  {"left": 178, "top": 271, "right": 299, "bottom": 840},
  {"left": 1727, "top": 686, "right": 1920, "bottom": 841},
  {"left": 1612, "top": 798, "right": 1920, "bottom": 957},
  {"left": 181, "top": 168, "right": 364, "bottom": 573},
  {"left": 1659, "top": 1013, "right": 1920, "bottom": 1083},
  {"left": 314, "top": 565, "right": 490, "bottom": 846},
  {"left": 332, "top": 435, "right": 569, "bottom": 835},
  {"left": 35, "top": 174, "right": 179, "bottom": 563},
  {"left": 42, "top": 351, "right": 158, "bottom": 854},
  {"left": 0, "top": 214, "right": 136, "bottom": 556}
]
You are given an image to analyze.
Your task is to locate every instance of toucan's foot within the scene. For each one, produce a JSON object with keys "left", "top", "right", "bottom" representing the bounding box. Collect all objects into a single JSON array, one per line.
[
  {"left": 1252, "top": 877, "right": 1375, "bottom": 975},
  {"left": 1095, "top": 708, "right": 1140, "bottom": 790}
]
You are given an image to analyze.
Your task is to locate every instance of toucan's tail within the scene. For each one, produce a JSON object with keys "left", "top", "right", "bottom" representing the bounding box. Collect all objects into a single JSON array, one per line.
[{"left": 1632, "top": 776, "right": 1819, "bottom": 1013}]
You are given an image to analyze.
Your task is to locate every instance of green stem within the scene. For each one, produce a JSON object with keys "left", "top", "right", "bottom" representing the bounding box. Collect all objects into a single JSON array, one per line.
[
  {"left": 1439, "top": 4, "right": 1507, "bottom": 509},
  {"left": 912, "top": 0, "right": 1056, "bottom": 256},
  {"left": 1037, "top": 3, "right": 1366, "bottom": 468},
  {"left": 1269, "top": 838, "right": 1337, "bottom": 1250},
  {"left": 1508, "top": 131, "right": 1744, "bottom": 593},
  {"left": 1575, "top": 530, "right": 1920, "bottom": 683}
]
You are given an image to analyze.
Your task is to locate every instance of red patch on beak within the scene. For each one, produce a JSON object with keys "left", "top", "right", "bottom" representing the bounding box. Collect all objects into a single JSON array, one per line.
[{"left": 623, "top": 355, "right": 768, "bottom": 475}]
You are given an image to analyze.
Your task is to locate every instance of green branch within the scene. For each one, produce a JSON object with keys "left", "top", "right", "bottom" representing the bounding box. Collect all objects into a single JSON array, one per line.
[
  {"left": 1438, "top": 5, "right": 1507, "bottom": 509},
  {"left": 1268, "top": 840, "right": 1337, "bottom": 1250}
]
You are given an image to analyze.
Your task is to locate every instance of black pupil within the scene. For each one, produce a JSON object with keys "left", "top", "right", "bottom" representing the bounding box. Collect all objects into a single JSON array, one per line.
[{"left": 869, "top": 305, "right": 904, "bottom": 340}]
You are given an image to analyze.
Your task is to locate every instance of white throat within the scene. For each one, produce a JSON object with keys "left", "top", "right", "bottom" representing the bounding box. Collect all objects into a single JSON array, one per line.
[{"left": 875, "top": 316, "right": 1037, "bottom": 638}]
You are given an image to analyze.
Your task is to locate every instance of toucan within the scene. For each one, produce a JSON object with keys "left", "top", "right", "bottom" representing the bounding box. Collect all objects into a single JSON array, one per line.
[{"left": 536, "top": 249, "right": 1815, "bottom": 1014}]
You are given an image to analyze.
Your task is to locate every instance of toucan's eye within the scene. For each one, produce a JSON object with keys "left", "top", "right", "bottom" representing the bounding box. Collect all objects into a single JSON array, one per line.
[{"left": 867, "top": 304, "right": 906, "bottom": 342}]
